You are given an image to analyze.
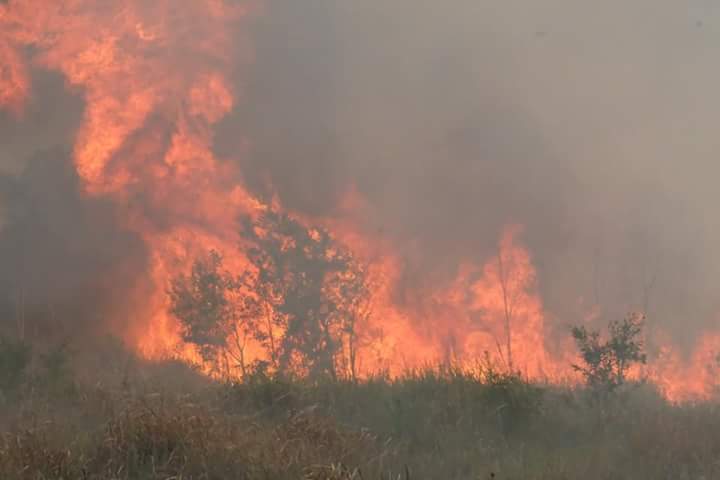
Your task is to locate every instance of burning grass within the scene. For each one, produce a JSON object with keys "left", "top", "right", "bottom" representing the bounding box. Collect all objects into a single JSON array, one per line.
[{"left": 2, "top": 339, "right": 720, "bottom": 479}]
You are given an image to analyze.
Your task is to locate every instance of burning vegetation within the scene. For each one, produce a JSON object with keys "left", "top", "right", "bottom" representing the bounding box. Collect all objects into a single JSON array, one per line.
[
  {"left": 1, "top": 0, "right": 720, "bottom": 404},
  {"left": 5, "top": 1, "right": 720, "bottom": 477}
]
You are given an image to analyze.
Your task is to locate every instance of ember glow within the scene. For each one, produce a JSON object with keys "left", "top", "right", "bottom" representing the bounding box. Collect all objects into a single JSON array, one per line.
[{"left": 2, "top": 0, "right": 720, "bottom": 402}]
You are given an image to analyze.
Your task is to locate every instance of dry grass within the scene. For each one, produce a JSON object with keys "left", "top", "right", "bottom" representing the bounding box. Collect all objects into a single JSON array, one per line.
[
  {"left": 0, "top": 392, "right": 388, "bottom": 479},
  {"left": 1, "top": 340, "right": 720, "bottom": 479}
]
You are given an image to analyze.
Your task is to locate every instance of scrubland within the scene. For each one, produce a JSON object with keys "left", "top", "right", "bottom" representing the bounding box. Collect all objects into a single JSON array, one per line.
[{"left": 1, "top": 337, "right": 719, "bottom": 480}]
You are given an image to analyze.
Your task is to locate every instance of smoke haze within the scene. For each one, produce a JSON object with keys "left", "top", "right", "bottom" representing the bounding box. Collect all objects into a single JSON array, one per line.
[{"left": 232, "top": 0, "right": 720, "bottom": 349}]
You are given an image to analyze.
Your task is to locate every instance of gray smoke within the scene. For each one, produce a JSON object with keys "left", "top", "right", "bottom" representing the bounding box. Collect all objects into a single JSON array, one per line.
[
  {"left": 225, "top": 0, "right": 720, "bottom": 350},
  {"left": 0, "top": 146, "right": 147, "bottom": 339}
]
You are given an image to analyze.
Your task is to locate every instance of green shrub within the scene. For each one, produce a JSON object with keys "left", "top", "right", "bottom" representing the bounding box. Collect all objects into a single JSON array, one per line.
[
  {"left": 572, "top": 313, "right": 647, "bottom": 393},
  {"left": 0, "top": 337, "right": 31, "bottom": 393}
]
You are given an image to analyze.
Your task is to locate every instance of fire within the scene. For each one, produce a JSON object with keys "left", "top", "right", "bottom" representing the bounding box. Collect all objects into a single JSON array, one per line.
[
  {"left": 316, "top": 204, "right": 572, "bottom": 378},
  {"left": 2, "top": 0, "right": 720, "bottom": 400},
  {"left": 645, "top": 331, "right": 720, "bottom": 402},
  {"left": 0, "top": 0, "right": 257, "bottom": 361},
  {"left": 0, "top": 32, "right": 28, "bottom": 114}
]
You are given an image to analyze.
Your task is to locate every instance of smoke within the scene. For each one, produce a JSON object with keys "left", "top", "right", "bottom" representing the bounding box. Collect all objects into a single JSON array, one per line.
[
  {"left": 0, "top": 146, "right": 147, "bottom": 338},
  {"left": 0, "top": 70, "right": 83, "bottom": 175},
  {"left": 3, "top": 0, "right": 720, "bottom": 353},
  {"left": 0, "top": 65, "right": 148, "bottom": 338},
  {"left": 225, "top": 0, "right": 720, "bottom": 349}
]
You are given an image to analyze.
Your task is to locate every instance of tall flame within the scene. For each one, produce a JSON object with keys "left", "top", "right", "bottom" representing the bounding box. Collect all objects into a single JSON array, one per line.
[
  {"left": 0, "top": 0, "right": 259, "bottom": 359},
  {"left": 2, "top": 0, "right": 720, "bottom": 402}
]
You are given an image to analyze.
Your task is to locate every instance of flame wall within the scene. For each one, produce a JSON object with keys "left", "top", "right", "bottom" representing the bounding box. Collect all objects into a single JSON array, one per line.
[{"left": 2, "top": 0, "right": 720, "bottom": 401}]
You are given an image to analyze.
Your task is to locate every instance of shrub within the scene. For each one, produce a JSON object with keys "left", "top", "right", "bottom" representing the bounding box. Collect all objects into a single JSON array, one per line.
[
  {"left": 0, "top": 337, "right": 31, "bottom": 393},
  {"left": 571, "top": 313, "right": 647, "bottom": 393}
]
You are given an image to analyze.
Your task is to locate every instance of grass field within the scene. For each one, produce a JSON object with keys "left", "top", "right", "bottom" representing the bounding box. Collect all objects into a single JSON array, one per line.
[{"left": 1, "top": 337, "right": 719, "bottom": 480}]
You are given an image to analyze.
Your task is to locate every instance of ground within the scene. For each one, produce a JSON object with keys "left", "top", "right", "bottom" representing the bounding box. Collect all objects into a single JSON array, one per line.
[{"left": 0, "top": 338, "right": 719, "bottom": 479}]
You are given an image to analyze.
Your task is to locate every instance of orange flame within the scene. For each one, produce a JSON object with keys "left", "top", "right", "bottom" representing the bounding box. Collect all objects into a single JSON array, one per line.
[
  {"left": 0, "top": 32, "right": 28, "bottom": 114},
  {"left": 0, "top": 0, "right": 258, "bottom": 360},
  {"left": 3, "top": 0, "right": 720, "bottom": 401}
]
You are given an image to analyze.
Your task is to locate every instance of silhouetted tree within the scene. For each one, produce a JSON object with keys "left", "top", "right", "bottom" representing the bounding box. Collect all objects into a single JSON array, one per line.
[
  {"left": 169, "top": 211, "right": 372, "bottom": 380},
  {"left": 324, "top": 261, "right": 374, "bottom": 381},
  {"left": 168, "top": 251, "right": 242, "bottom": 373},
  {"left": 571, "top": 313, "right": 647, "bottom": 392},
  {"left": 240, "top": 209, "right": 370, "bottom": 379}
]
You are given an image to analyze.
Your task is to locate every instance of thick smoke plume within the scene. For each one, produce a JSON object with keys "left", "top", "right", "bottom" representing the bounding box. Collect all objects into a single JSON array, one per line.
[{"left": 232, "top": 0, "right": 720, "bottom": 349}]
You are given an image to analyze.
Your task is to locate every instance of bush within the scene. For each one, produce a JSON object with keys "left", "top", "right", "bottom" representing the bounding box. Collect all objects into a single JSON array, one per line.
[
  {"left": 572, "top": 313, "right": 647, "bottom": 393},
  {"left": 0, "top": 337, "right": 31, "bottom": 393},
  {"left": 223, "top": 361, "right": 299, "bottom": 415},
  {"left": 481, "top": 367, "right": 544, "bottom": 436},
  {"left": 36, "top": 342, "right": 76, "bottom": 397}
]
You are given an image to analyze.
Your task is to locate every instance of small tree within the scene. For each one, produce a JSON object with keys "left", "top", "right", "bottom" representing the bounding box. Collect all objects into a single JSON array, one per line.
[
  {"left": 239, "top": 209, "right": 370, "bottom": 380},
  {"left": 571, "top": 313, "right": 647, "bottom": 392},
  {"left": 168, "top": 250, "right": 240, "bottom": 372},
  {"left": 169, "top": 211, "right": 373, "bottom": 380},
  {"left": 324, "top": 261, "right": 374, "bottom": 381}
]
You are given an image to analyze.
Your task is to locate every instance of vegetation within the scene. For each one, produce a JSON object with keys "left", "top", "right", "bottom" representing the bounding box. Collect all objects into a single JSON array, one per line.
[
  {"left": 169, "top": 250, "right": 240, "bottom": 369},
  {"left": 239, "top": 209, "right": 370, "bottom": 379},
  {"left": 571, "top": 313, "right": 647, "bottom": 392},
  {"left": 4, "top": 214, "right": 710, "bottom": 479},
  {"left": 0, "top": 336, "right": 719, "bottom": 479},
  {"left": 170, "top": 209, "right": 373, "bottom": 380},
  {"left": 0, "top": 336, "right": 31, "bottom": 393},
  {"left": 151, "top": 216, "right": 720, "bottom": 478}
]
